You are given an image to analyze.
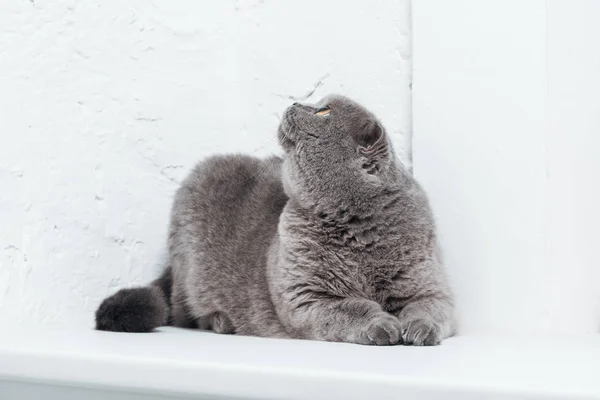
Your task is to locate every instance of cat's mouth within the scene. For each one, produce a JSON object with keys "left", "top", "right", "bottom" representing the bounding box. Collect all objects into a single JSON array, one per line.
[
  {"left": 278, "top": 107, "right": 299, "bottom": 140},
  {"left": 281, "top": 108, "right": 319, "bottom": 140},
  {"left": 278, "top": 110, "right": 297, "bottom": 148}
]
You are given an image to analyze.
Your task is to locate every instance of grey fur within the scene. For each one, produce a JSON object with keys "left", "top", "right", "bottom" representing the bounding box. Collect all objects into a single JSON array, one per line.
[{"left": 96, "top": 95, "right": 456, "bottom": 345}]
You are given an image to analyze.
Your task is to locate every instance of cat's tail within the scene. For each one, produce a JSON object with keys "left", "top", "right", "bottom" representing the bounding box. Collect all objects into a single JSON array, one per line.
[{"left": 95, "top": 266, "right": 173, "bottom": 333}]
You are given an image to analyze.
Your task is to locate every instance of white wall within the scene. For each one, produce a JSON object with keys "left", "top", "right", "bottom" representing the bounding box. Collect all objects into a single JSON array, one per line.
[
  {"left": 0, "top": 0, "right": 412, "bottom": 327},
  {"left": 413, "top": 0, "right": 600, "bottom": 335},
  {"left": 545, "top": 0, "right": 600, "bottom": 334}
]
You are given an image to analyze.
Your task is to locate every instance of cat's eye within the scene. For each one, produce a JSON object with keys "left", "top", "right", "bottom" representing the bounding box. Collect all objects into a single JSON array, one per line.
[{"left": 315, "top": 107, "right": 331, "bottom": 116}]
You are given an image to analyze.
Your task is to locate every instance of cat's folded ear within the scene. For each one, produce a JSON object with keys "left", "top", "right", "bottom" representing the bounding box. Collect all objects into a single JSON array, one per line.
[
  {"left": 355, "top": 121, "right": 388, "bottom": 174},
  {"left": 354, "top": 121, "right": 383, "bottom": 149}
]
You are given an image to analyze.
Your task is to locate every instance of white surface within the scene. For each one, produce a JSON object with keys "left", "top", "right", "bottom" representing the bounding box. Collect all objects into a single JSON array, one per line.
[
  {"left": 544, "top": 0, "right": 600, "bottom": 335},
  {"left": 412, "top": 0, "right": 600, "bottom": 334},
  {"left": 0, "top": 0, "right": 412, "bottom": 327},
  {"left": 1, "top": 328, "right": 600, "bottom": 400}
]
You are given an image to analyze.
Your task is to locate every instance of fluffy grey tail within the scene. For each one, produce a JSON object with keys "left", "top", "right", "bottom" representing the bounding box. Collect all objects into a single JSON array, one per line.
[{"left": 95, "top": 266, "right": 172, "bottom": 333}]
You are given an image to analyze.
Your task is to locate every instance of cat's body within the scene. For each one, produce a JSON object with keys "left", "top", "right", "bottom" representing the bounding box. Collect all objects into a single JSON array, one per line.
[
  {"left": 96, "top": 95, "right": 455, "bottom": 345},
  {"left": 168, "top": 154, "right": 289, "bottom": 337}
]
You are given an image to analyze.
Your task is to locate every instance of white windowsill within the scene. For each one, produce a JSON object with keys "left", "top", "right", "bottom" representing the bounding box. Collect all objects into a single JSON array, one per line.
[{"left": 1, "top": 327, "right": 599, "bottom": 400}]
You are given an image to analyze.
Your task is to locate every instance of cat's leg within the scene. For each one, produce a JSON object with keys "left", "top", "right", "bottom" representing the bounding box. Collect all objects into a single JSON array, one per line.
[
  {"left": 170, "top": 283, "right": 198, "bottom": 329},
  {"left": 183, "top": 268, "right": 236, "bottom": 334},
  {"left": 394, "top": 296, "right": 454, "bottom": 346},
  {"left": 387, "top": 258, "right": 456, "bottom": 346},
  {"left": 211, "top": 311, "right": 235, "bottom": 334},
  {"left": 280, "top": 295, "right": 403, "bottom": 345},
  {"left": 195, "top": 311, "right": 235, "bottom": 334}
]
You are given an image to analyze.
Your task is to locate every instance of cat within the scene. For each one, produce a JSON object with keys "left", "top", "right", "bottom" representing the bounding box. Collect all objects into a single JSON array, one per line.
[{"left": 95, "top": 94, "right": 456, "bottom": 345}]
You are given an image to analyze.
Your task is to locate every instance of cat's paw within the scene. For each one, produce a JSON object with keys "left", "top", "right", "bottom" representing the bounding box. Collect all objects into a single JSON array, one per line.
[
  {"left": 398, "top": 317, "right": 442, "bottom": 346},
  {"left": 359, "top": 313, "right": 402, "bottom": 345},
  {"left": 212, "top": 311, "right": 235, "bottom": 334}
]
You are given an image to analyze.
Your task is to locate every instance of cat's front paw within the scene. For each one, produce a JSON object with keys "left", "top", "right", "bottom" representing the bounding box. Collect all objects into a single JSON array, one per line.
[
  {"left": 398, "top": 317, "right": 442, "bottom": 346},
  {"left": 359, "top": 313, "right": 402, "bottom": 345}
]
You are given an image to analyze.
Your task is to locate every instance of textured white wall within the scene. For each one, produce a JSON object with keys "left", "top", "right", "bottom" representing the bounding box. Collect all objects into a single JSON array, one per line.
[
  {"left": 0, "top": 0, "right": 412, "bottom": 327},
  {"left": 413, "top": 0, "right": 600, "bottom": 335}
]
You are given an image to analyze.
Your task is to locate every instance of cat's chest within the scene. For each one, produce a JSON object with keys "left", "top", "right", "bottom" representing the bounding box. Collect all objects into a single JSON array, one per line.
[
  {"left": 346, "top": 238, "right": 433, "bottom": 298},
  {"left": 321, "top": 247, "right": 406, "bottom": 296},
  {"left": 280, "top": 213, "right": 429, "bottom": 298}
]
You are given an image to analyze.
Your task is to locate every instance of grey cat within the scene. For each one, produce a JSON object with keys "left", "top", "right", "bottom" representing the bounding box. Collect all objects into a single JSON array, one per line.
[{"left": 96, "top": 95, "right": 456, "bottom": 345}]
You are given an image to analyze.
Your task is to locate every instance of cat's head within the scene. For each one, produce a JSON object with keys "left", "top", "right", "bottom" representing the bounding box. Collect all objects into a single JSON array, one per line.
[{"left": 278, "top": 94, "right": 398, "bottom": 212}]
